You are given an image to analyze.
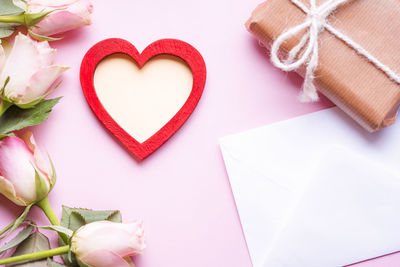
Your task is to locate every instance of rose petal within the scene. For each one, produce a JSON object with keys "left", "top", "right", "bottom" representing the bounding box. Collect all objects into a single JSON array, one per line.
[
  {"left": 29, "top": 0, "right": 93, "bottom": 36},
  {"left": 73, "top": 221, "right": 145, "bottom": 258},
  {"left": 65, "top": 0, "right": 93, "bottom": 22},
  {"left": 12, "top": 0, "right": 27, "bottom": 9},
  {"left": 21, "top": 132, "right": 53, "bottom": 181},
  {"left": 28, "top": 0, "right": 78, "bottom": 8},
  {"left": 0, "top": 175, "right": 26, "bottom": 206},
  {"left": 80, "top": 250, "right": 132, "bottom": 267},
  {"left": 32, "top": 11, "right": 89, "bottom": 36},
  {"left": 34, "top": 40, "right": 56, "bottom": 67},
  {"left": 0, "top": 41, "right": 6, "bottom": 74},
  {"left": 0, "top": 137, "right": 37, "bottom": 204},
  {"left": 1, "top": 34, "right": 41, "bottom": 100},
  {"left": 28, "top": 0, "right": 93, "bottom": 14},
  {"left": 18, "top": 65, "right": 69, "bottom": 104}
]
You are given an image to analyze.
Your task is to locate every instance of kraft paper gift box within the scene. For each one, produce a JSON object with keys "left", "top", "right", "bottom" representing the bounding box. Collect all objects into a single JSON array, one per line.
[{"left": 246, "top": 0, "right": 400, "bottom": 132}]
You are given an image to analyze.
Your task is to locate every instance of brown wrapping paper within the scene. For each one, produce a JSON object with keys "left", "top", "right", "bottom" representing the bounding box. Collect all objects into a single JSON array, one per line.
[{"left": 246, "top": 0, "right": 400, "bottom": 132}]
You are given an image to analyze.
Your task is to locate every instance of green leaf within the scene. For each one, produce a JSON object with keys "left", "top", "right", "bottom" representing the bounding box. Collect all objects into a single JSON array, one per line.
[
  {"left": 0, "top": 0, "right": 24, "bottom": 16},
  {"left": 28, "top": 29, "right": 62, "bottom": 42},
  {"left": 6, "top": 231, "right": 51, "bottom": 267},
  {"left": 59, "top": 212, "right": 82, "bottom": 263},
  {"left": 0, "top": 132, "right": 13, "bottom": 140},
  {"left": 61, "top": 247, "right": 78, "bottom": 267},
  {"left": 47, "top": 259, "right": 67, "bottom": 267},
  {"left": 24, "top": 11, "right": 50, "bottom": 27},
  {"left": 68, "top": 212, "right": 85, "bottom": 232},
  {"left": 0, "top": 98, "right": 61, "bottom": 134},
  {"left": 0, "top": 219, "right": 15, "bottom": 237},
  {"left": 124, "top": 257, "right": 135, "bottom": 266},
  {"left": 35, "top": 170, "right": 49, "bottom": 203},
  {"left": 0, "top": 226, "right": 33, "bottom": 255},
  {"left": 59, "top": 210, "right": 80, "bottom": 266},
  {"left": 75, "top": 258, "right": 90, "bottom": 267},
  {"left": 60, "top": 206, "right": 122, "bottom": 230},
  {"left": 48, "top": 156, "right": 57, "bottom": 190},
  {"left": 0, "top": 205, "right": 33, "bottom": 240},
  {"left": 106, "top": 211, "right": 122, "bottom": 223},
  {"left": 36, "top": 226, "right": 73, "bottom": 239},
  {"left": 0, "top": 23, "right": 17, "bottom": 38},
  {"left": 76, "top": 209, "right": 122, "bottom": 224},
  {"left": 0, "top": 76, "right": 10, "bottom": 96}
]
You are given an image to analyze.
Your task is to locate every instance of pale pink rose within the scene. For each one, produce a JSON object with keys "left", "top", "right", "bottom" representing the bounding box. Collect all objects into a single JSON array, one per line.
[
  {"left": 0, "top": 33, "right": 69, "bottom": 106},
  {"left": 0, "top": 133, "right": 55, "bottom": 206},
  {"left": 71, "top": 221, "right": 146, "bottom": 267},
  {"left": 0, "top": 41, "right": 5, "bottom": 74},
  {"left": 27, "top": 0, "right": 93, "bottom": 37}
]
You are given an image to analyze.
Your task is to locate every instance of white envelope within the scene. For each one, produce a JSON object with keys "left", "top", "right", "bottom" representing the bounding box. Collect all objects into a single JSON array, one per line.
[
  {"left": 219, "top": 107, "right": 400, "bottom": 267},
  {"left": 263, "top": 147, "right": 400, "bottom": 267}
]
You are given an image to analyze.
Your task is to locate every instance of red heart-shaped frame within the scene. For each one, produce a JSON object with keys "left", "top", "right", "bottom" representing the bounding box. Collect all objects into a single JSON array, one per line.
[{"left": 80, "top": 38, "right": 207, "bottom": 160}]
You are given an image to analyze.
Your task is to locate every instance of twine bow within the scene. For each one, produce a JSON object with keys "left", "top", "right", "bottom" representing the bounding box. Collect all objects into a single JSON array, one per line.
[{"left": 271, "top": 0, "right": 400, "bottom": 102}]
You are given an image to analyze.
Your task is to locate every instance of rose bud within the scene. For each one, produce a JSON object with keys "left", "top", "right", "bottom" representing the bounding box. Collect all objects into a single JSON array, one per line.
[
  {"left": 71, "top": 221, "right": 146, "bottom": 267},
  {"left": 0, "top": 133, "right": 55, "bottom": 206},
  {"left": 25, "top": 0, "right": 94, "bottom": 37},
  {"left": 0, "top": 33, "right": 69, "bottom": 108}
]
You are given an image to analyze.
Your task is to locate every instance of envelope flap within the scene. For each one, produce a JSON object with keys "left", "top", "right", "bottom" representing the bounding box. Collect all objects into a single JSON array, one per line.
[{"left": 263, "top": 147, "right": 400, "bottom": 267}]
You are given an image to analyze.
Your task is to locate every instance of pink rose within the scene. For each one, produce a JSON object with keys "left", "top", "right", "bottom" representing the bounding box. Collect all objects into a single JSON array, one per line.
[
  {"left": 0, "top": 33, "right": 69, "bottom": 106},
  {"left": 0, "top": 133, "right": 55, "bottom": 206},
  {"left": 71, "top": 221, "right": 146, "bottom": 267},
  {"left": 26, "top": 0, "right": 94, "bottom": 37}
]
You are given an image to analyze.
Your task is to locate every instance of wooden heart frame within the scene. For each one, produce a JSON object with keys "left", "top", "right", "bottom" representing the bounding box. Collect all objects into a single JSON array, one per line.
[{"left": 80, "top": 38, "right": 207, "bottom": 160}]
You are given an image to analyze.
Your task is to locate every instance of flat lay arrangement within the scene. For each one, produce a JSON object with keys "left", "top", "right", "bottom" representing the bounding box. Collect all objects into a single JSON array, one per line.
[{"left": 1, "top": 0, "right": 400, "bottom": 266}]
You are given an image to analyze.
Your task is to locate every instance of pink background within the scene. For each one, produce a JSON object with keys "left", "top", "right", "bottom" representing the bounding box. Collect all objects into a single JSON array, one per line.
[{"left": 1, "top": 0, "right": 399, "bottom": 266}]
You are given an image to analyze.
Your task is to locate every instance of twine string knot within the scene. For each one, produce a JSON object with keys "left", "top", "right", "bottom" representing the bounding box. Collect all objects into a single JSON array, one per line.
[{"left": 270, "top": 0, "right": 400, "bottom": 102}]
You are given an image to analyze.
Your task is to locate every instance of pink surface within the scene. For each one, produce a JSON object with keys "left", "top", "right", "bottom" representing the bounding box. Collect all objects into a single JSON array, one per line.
[{"left": 0, "top": 0, "right": 396, "bottom": 266}]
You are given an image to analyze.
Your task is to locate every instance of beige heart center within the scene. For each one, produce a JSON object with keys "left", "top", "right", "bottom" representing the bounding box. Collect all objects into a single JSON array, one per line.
[{"left": 93, "top": 54, "right": 193, "bottom": 143}]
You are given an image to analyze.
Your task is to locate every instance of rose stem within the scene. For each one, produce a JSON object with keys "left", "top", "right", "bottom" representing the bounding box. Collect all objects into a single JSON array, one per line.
[
  {"left": 0, "top": 15, "right": 25, "bottom": 24},
  {"left": 0, "top": 245, "right": 69, "bottom": 265},
  {"left": 35, "top": 197, "right": 69, "bottom": 244}
]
